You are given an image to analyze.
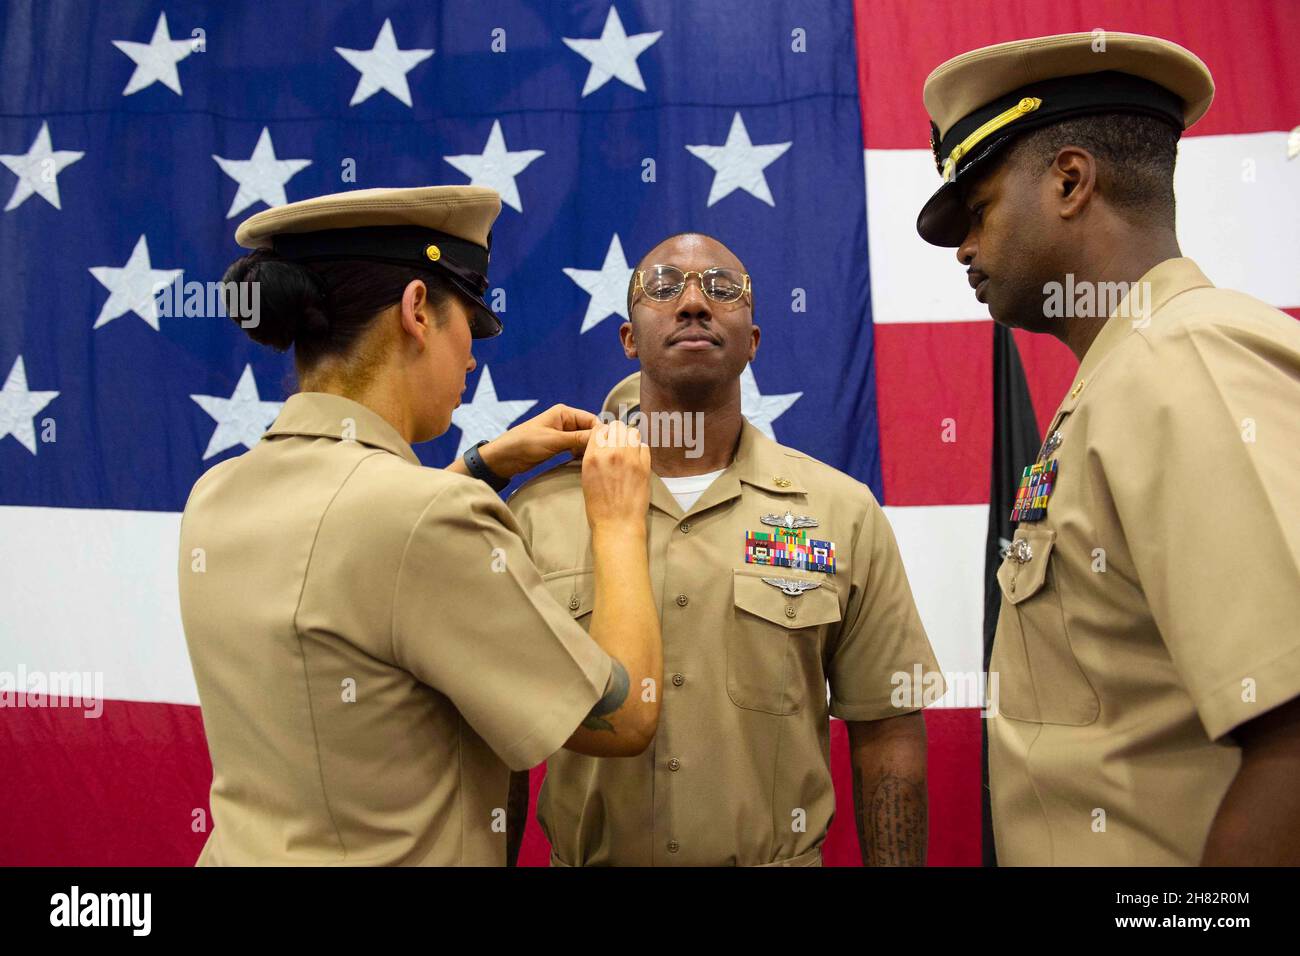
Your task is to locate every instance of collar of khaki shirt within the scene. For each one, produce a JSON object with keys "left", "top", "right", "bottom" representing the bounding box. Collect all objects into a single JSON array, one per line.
[
  {"left": 1059, "top": 256, "right": 1214, "bottom": 414},
  {"left": 646, "top": 417, "right": 807, "bottom": 520},
  {"left": 263, "top": 391, "right": 421, "bottom": 465}
]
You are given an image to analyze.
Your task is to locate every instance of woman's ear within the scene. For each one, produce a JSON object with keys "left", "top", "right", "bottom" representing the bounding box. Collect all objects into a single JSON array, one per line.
[{"left": 399, "top": 279, "right": 430, "bottom": 346}]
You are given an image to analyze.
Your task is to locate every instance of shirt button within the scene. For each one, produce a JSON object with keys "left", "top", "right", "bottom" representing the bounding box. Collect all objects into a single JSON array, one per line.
[
  {"left": 568, "top": 595, "right": 580, "bottom": 611},
  {"left": 784, "top": 605, "right": 796, "bottom": 619},
  {"left": 668, "top": 757, "right": 681, "bottom": 771},
  {"left": 676, "top": 593, "right": 689, "bottom": 607},
  {"left": 667, "top": 840, "right": 680, "bottom": 853},
  {"left": 679, "top": 521, "right": 691, "bottom": 533},
  {"left": 672, "top": 673, "right": 684, "bottom": 687}
]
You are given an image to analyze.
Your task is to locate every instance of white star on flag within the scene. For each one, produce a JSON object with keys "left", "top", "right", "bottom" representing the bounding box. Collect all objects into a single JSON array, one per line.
[
  {"left": 0, "top": 356, "right": 59, "bottom": 455},
  {"left": 0, "top": 121, "right": 84, "bottom": 212},
  {"left": 88, "top": 235, "right": 183, "bottom": 331},
  {"left": 563, "top": 234, "right": 633, "bottom": 334},
  {"left": 112, "top": 11, "right": 196, "bottom": 96},
  {"left": 451, "top": 366, "right": 537, "bottom": 458},
  {"left": 335, "top": 18, "right": 434, "bottom": 107},
  {"left": 444, "top": 120, "right": 545, "bottom": 213},
  {"left": 212, "top": 127, "right": 311, "bottom": 219},
  {"left": 740, "top": 365, "right": 801, "bottom": 440},
  {"left": 190, "top": 365, "right": 284, "bottom": 460},
  {"left": 686, "top": 112, "right": 792, "bottom": 207},
  {"left": 562, "top": 5, "right": 662, "bottom": 97}
]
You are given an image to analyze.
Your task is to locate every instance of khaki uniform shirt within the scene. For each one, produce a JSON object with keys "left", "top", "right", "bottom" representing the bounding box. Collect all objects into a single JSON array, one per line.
[
  {"left": 990, "top": 258, "right": 1300, "bottom": 865},
  {"left": 178, "top": 392, "right": 611, "bottom": 865},
  {"left": 509, "top": 417, "right": 942, "bottom": 866}
]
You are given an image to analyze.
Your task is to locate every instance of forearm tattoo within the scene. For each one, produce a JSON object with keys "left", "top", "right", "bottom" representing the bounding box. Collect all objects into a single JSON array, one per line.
[
  {"left": 854, "top": 769, "right": 927, "bottom": 866},
  {"left": 582, "top": 659, "right": 629, "bottom": 732}
]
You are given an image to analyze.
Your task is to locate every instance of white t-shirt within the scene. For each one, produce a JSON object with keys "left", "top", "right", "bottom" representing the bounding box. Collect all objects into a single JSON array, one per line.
[{"left": 657, "top": 469, "right": 725, "bottom": 512}]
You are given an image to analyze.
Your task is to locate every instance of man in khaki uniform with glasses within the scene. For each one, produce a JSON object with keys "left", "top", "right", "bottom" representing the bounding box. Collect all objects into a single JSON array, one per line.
[
  {"left": 916, "top": 32, "right": 1300, "bottom": 864},
  {"left": 508, "top": 232, "right": 944, "bottom": 866}
]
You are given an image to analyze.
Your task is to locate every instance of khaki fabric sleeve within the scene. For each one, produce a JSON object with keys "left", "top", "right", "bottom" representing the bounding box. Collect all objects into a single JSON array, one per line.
[
  {"left": 391, "top": 478, "right": 613, "bottom": 770},
  {"left": 828, "top": 493, "right": 945, "bottom": 720},
  {"left": 1097, "top": 321, "right": 1300, "bottom": 740}
]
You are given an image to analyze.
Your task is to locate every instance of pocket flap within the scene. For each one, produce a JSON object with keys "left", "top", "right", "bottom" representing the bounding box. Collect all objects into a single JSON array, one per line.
[
  {"left": 997, "top": 528, "right": 1056, "bottom": 605},
  {"left": 733, "top": 570, "right": 841, "bottom": 629},
  {"left": 542, "top": 568, "right": 594, "bottom": 618}
]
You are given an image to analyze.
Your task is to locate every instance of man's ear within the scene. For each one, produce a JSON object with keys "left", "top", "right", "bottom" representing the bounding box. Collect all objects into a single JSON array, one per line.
[
  {"left": 749, "top": 322, "right": 761, "bottom": 362},
  {"left": 619, "top": 320, "right": 637, "bottom": 359},
  {"left": 399, "top": 279, "right": 430, "bottom": 348},
  {"left": 1052, "top": 146, "right": 1097, "bottom": 222}
]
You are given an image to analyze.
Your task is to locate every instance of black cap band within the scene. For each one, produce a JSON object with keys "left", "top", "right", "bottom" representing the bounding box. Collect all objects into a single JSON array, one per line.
[
  {"left": 272, "top": 225, "right": 502, "bottom": 339},
  {"left": 934, "top": 70, "right": 1186, "bottom": 178},
  {"left": 275, "top": 225, "right": 489, "bottom": 282}
]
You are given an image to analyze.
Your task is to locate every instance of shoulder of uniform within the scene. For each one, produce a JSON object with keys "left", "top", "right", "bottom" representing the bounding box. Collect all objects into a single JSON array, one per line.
[
  {"left": 1097, "top": 290, "right": 1300, "bottom": 417},
  {"left": 1142, "top": 286, "right": 1300, "bottom": 347},
  {"left": 765, "top": 434, "right": 883, "bottom": 511},
  {"left": 507, "top": 459, "right": 584, "bottom": 511},
  {"left": 181, "top": 454, "right": 243, "bottom": 515},
  {"left": 343, "top": 453, "right": 511, "bottom": 536},
  {"left": 190, "top": 453, "right": 242, "bottom": 491}
]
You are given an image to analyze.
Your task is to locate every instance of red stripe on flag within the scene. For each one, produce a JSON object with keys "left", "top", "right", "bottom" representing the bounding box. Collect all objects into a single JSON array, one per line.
[
  {"left": 874, "top": 322, "right": 992, "bottom": 506},
  {"left": 853, "top": 0, "right": 1300, "bottom": 149},
  {"left": 0, "top": 703, "right": 982, "bottom": 867},
  {"left": 0, "top": 698, "right": 210, "bottom": 866},
  {"left": 1013, "top": 329, "right": 1079, "bottom": 437}
]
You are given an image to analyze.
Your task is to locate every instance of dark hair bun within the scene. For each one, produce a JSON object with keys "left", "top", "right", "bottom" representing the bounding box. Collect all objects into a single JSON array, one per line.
[{"left": 220, "top": 248, "right": 329, "bottom": 351}]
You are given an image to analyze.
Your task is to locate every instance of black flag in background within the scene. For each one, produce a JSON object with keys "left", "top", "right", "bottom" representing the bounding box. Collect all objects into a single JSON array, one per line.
[{"left": 981, "top": 324, "right": 1043, "bottom": 867}]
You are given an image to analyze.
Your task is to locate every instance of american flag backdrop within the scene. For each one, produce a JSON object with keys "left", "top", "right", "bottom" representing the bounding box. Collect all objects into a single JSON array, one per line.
[{"left": 1, "top": 0, "right": 1297, "bottom": 866}]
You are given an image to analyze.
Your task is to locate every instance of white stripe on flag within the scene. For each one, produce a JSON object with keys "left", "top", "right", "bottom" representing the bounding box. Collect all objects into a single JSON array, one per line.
[
  {"left": 866, "top": 132, "right": 1300, "bottom": 324},
  {"left": 0, "top": 505, "right": 197, "bottom": 706},
  {"left": 882, "top": 504, "right": 988, "bottom": 709},
  {"left": 2, "top": 504, "right": 991, "bottom": 710}
]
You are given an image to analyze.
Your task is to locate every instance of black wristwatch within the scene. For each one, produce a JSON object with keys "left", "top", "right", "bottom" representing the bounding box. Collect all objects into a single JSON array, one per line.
[{"left": 463, "top": 439, "right": 510, "bottom": 492}]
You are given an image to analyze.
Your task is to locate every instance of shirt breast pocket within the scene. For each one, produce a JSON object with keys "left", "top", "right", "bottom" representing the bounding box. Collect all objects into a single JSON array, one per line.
[
  {"left": 542, "top": 568, "right": 594, "bottom": 630},
  {"left": 729, "top": 569, "right": 841, "bottom": 716},
  {"left": 992, "top": 528, "right": 1099, "bottom": 725}
]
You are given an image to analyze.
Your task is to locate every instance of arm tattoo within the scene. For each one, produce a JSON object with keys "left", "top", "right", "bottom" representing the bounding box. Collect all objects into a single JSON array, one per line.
[
  {"left": 582, "top": 659, "right": 629, "bottom": 732},
  {"left": 854, "top": 769, "right": 927, "bottom": 866},
  {"left": 505, "top": 770, "right": 529, "bottom": 867}
]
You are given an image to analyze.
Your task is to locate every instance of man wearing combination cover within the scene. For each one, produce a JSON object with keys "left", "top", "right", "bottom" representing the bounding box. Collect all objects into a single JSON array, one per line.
[{"left": 918, "top": 32, "right": 1300, "bottom": 864}]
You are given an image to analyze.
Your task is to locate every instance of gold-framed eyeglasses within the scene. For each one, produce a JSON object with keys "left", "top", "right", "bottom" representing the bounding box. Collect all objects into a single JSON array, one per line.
[{"left": 633, "top": 264, "right": 752, "bottom": 304}]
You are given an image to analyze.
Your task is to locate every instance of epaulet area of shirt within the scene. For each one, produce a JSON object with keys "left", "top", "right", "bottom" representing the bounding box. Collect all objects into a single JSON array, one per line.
[
  {"left": 1140, "top": 284, "right": 1296, "bottom": 346},
  {"left": 765, "top": 435, "right": 882, "bottom": 509},
  {"left": 507, "top": 456, "right": 583, "bottom": 507}
]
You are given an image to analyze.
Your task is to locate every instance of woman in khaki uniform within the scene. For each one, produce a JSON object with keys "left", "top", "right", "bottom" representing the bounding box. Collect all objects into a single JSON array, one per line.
[{"left": 177, "top": 186, "right": 661, "bottom": 866}]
